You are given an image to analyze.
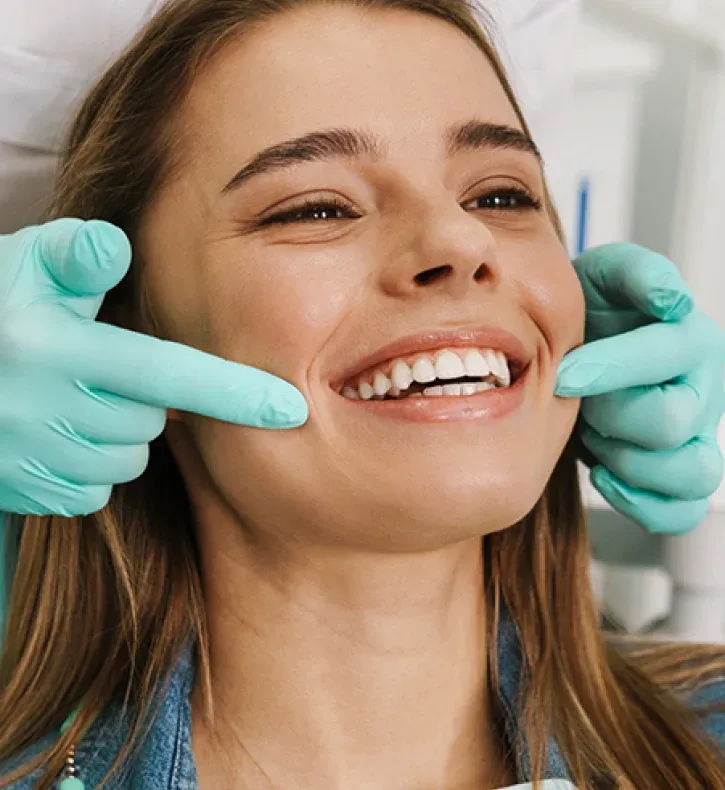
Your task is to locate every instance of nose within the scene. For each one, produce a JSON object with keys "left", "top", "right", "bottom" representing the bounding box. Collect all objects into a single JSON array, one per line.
[{"left": 380, "top": 200, "right": 501, "bottom": 299}]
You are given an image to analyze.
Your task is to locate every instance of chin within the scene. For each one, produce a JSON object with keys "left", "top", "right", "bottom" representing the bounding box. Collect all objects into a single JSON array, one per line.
[{"left": 363, "top": 461, "right": 552, "bottom": 550}]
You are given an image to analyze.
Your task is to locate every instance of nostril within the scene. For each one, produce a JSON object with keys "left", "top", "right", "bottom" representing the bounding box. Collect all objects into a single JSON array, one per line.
[
  {"left": 473, "top": 263, "right": 487, "bottom": 282},
  {"left": 414, "top": 264, "right": 453, "bottom": 286}
]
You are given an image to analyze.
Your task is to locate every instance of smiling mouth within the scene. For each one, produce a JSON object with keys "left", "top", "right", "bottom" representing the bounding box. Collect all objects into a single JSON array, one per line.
[{"left": 338, "top": 346, "right": 523, "bottom": 401}]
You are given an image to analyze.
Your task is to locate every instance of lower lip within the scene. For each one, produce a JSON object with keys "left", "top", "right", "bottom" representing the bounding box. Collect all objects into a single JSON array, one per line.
[{"left": 336, "top": 368, "right": 529, "bottom": 423}]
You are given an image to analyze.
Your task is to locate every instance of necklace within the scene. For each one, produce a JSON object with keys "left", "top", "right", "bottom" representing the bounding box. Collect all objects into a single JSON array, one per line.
[{"left": 58, "top": 712, "right": 86, "bottom": 790}]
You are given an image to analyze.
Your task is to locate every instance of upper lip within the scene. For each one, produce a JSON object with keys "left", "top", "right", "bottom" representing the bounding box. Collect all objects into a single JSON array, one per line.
[{"left": 331, "top": 325, "right": 532, "bottom": 391}]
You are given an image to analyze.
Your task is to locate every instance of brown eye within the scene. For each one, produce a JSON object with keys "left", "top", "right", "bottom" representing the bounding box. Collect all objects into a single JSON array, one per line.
[
  {"left": 464, "top": 188, "right": 541, "bottom": 212},
  {"left": 259, "top": 199, "right": 361, "bottom": 227}
]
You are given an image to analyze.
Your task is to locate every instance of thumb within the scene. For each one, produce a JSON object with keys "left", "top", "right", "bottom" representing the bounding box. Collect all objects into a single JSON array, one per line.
[
  {"left": 36, "top": 219, "right": 132, "bottom": 297},
  {"left": 573, "top": 243, "right": 694, "bottom": 322}
]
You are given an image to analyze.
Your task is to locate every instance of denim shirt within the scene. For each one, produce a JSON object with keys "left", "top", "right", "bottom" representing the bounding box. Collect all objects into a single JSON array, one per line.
[{"left": 4, "top": 612, "right": 725, "bottom": 789}]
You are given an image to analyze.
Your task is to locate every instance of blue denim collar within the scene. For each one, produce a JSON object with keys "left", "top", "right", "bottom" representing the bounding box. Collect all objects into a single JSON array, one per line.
[
  {"left": 495, "top": 609, "right": 570, "bottom": 781},
  {"left": 57, "top": 607, "right": 569, "bottom": 789},
  {"left": 71, "top": 645, "right": 197, "bottom": 789},
  {"left": 8, "top": 608, "right": 725, "bottom": 789}
]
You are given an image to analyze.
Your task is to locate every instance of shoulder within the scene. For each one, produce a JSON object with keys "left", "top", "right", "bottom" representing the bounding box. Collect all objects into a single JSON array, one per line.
[
  {"left": 683, "top": 677, "right": 725, "bottom": 750},
  {"left": 0, "top": 735, "right": 53, "bottom": 788},
  {"left": 1, "top": 645, "right": 196, "bottom": 789}
]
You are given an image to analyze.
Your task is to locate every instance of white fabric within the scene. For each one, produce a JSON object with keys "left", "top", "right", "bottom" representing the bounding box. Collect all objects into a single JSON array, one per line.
[
  {"left": 498, "top": 782, "right": 578, "bottom": 790},
  {"left": 0, "top": 0, "right": 164, "bottom": 232},
  {"left": 0, "top": 0, "right": 581, "bottom": 233},
  {"left": 471, "top": 0, "right": 581, "bottom": 214}
]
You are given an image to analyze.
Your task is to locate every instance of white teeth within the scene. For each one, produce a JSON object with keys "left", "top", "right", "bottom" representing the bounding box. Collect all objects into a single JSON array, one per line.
[
  {"left": 359, "top": 381, "right": 374, "bottom": 400},
  {"left": 482, "top": 349, "right": 509, "bottom": 384},
  {"left": 494, "top": 351, "right": 511, "bottom": 386},
  {"left": 463, "top": 349, "right": 490, "bottom": 378},
  {"left": 344, "top": 373, "right": 500, "bottom": 400},
  {"left": 342, "top": 346, "right": 513, "bottom": 401},
  {"left": 391, "top": 359, "right": 414, "bottom": 390},
  {"left": 373, "top": 371, "right": 392, "bottom": 397},
  {"left": 411, "top": 356, "right": 437, "bottom": 383},
  {"left": 434, "top": 350, "right": 466, "bottom": 380},
  {"left": 419, "top": 381, "right": 496, "bottom": 398},
  {"left": 482, "top": 349, "right": 498, "bottom": 375}
]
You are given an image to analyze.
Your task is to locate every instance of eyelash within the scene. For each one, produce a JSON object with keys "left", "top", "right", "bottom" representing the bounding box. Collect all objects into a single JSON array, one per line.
[{"left": 257, "top": 187, "right": 542, "bottom": 227}]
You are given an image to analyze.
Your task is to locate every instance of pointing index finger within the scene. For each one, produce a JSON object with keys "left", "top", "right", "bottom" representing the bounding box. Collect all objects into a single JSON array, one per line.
[
  {"left": 556, "top": 314, "right": 705, "bottom": 397},
  {"left": 51, "top": 317, "right": 309, "bottom": 428}
]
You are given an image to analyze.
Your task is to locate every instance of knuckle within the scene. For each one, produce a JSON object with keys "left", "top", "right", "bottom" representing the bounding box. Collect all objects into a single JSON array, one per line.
[
  {"left": 581, "top": 391, "right": 689, "bottom": 450},
  {"left": 127, "top": 443, "right": 151, "bottom": 479},
  {"left": 144, "top": 408, "right": 167, "bottom": 441},
  {"left": 692, "top": 311, "right": 725, "bottom": 355},
  {"left": 654, "top": 419, "right": 693, "bottom": 450},
  {"left": 673, "top": 500, "right": 710, "bottom": 535},
  {"left": 691, "top": 441, "right": 724, "bottom": 497},
  {"left": 108, "top": 443, "right": 150, "bottom": 485},
  {"left": 81, "top": 485, "right": 113, "bottom": 515},
  {"left": 646, "top": 395, "right": 695, "bottom": 449},
  {"left": 121, "top": 403, "right": 166, "bottom": 443}
]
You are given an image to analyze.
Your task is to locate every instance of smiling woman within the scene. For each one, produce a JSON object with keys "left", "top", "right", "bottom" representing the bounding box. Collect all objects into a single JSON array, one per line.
[{"left": 0, "top": 1, "right": 724, "bottom": 789}]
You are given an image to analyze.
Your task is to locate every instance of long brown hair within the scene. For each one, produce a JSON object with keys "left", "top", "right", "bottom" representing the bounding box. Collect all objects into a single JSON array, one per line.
[{"left": 1, "top": 1, "right": 724, "bottom": 787}]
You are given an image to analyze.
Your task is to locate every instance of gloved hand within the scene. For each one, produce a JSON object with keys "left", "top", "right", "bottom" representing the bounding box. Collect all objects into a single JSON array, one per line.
[
  {"left": 557, "top": 243, "right": 725, "bottom": 535},
  {"left": 0, "top": 219, "right": 308, "bottom": 517}
]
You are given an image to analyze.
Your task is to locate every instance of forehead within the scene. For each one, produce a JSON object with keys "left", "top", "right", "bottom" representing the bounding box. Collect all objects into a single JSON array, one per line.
[{"left": 181, "top": 4, "right": 522, "bottom": 165}]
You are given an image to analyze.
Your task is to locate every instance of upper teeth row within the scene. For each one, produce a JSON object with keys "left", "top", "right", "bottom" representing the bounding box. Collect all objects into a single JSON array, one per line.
[{"left": 342, "top": 347, "right": 511, "bottom": 400}]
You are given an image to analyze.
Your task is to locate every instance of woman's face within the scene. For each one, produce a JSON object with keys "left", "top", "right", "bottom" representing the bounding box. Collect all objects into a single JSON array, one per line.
[{"left": 140, "top": 4, "right": 584, "bottom": 551}]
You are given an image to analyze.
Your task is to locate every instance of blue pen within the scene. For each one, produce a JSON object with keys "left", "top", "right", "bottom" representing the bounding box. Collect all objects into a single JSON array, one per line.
[{"left": 576, "top": 176, "right": 590, "bottom": 256}]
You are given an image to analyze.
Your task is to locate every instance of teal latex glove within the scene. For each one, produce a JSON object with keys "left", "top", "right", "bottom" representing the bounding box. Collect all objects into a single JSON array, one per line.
[
  {"left": 0, "top": 219, "right": 308, "bottom": 517},
  {"left": 557, "top": 243, "right": 725, "bottom": 535}
]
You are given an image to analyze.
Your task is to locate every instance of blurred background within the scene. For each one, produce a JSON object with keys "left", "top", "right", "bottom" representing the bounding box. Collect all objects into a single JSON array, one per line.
[{"left": 509, "top": 0, "right": 725, "bottom": 644}]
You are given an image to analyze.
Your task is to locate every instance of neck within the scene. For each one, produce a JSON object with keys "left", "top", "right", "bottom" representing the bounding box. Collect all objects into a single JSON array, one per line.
[{"left": 191, "top": 520, "right": 513, "bottom": 790}]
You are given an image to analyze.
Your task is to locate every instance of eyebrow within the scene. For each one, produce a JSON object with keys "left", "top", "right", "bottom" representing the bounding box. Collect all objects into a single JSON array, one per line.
[
  {"left": 221, "top": 120, "right": 541, "bottom": 194},
  {"left": 446, "top": 120, "right": 541, "bottom": 161}
]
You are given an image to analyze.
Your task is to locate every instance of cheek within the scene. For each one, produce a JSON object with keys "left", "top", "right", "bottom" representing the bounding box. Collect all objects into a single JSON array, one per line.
[
  {"left": 510, "top": 232, "right": 585, "bottom": 356},
  {"left": 505, "top": 231, "right": 584, "bottom": 482},
  {"left": 149, "top": 240, "right": 366, "bottom": 384},
  {"left": 537, "top": 256, "right": 584, "bottom": 493}
]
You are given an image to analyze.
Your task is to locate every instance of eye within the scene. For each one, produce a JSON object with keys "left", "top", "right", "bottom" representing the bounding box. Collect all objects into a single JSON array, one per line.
[
  {"left": 258, "top": 197, "right": 361, "bottom": 227},
  {"left": 463, "top": 187, "right": 542, "bottom": 212}
]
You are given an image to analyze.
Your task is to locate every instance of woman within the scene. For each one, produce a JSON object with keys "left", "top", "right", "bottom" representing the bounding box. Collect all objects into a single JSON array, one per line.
[{"left": 1, "top": 0, "right": 724, "bottom": 787}]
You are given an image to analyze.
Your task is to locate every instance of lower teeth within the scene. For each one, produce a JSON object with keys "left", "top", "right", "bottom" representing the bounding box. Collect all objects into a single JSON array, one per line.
[
  {"left": 342, "top": 378, "right": 502, "bottom": 401},
  {"left": 421, "top": 381, "right": 495, "bottom": 398}
]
